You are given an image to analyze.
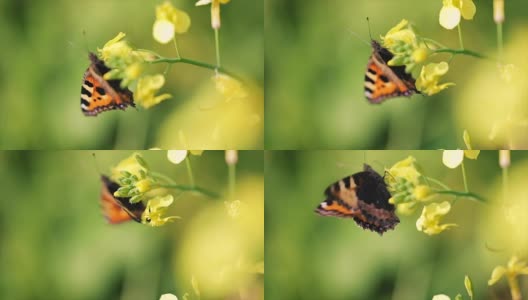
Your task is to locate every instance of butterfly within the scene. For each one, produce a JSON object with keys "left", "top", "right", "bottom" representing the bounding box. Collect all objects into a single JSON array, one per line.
[
  {"left": 364, "top": 40, "right": 419, "bottom": 104},
  {"left": 81, "top": 52, "right": 135, "bottom": 116},
  {"left": 100, "top": 175, "right": 145, "bottom": 224},
  {"left": 315, "top": 164, "right": 399, "bottom": 235}
]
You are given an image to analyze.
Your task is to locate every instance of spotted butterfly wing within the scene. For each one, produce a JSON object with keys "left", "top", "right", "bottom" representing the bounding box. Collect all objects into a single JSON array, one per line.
[
  {"left": 101, "top": 175, "right": 144, "bottom": 224},
  {"left": 315, "top": 164, "right": 399, "bottom": 235},
  {"left": 81, "top": 53, "right": 135, "bottom": 116},
  {"left": 364, "top": 40, "right": 418, "bottom": 104}
]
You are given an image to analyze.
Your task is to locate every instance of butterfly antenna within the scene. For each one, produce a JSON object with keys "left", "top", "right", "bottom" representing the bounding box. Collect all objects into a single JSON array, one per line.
[
  {"left": 92, "top": 153, "right": 103, "bottom": 175},
  {"left": 366, "top": 17, "right": 373, "bottom": 40},
  {"left": 346, "top": 29, "right": 370, "bottom": 46},
  {"left": 82, "top": 30, "right": 91, "bottom": 54}
]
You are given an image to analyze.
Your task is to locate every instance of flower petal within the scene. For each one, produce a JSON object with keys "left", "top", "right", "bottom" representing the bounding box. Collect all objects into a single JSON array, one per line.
[
  {"left": 488, "top": 266, "right": 507, "bottom": 285},
  {"left": 167, "top": 150, "right": 188, "bottom": 164},
  {"left": 460, "top": 0, "right": 476, "bottom": 20},
  {"left": 439, "top": 5, "right": 461, "bottom": 30},
  {"left": 195, "top": 0, "right": 211, "bottom": 5},
  {"left": 153, "top": 19, "right": 175, "bottom": 44},
  {"left": 443, "top": 150, "right": 464, "bottom": 168},
  {"left": 160, "top": 294, "right": 178, "bottom": 300}
]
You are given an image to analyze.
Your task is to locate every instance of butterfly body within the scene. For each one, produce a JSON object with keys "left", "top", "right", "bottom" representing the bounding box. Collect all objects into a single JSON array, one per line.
[
  {"left": 101, "top": 175, "right": 144, "bottom": 224},
  {"left": 81, "top": 53, "right": 135, "bottom": 116},
  {"left": 364, "top": 40, "right": 418, "bottom": 104},
  {"left": 315, "top": 164, "right": 399, "bottom": 235}
]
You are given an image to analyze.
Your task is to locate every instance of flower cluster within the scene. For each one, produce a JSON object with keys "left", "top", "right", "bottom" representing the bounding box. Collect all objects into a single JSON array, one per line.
[
  {"left": 97, "top": 33, "right": 172, "bottom": 109},
  {"left": 111, "top": 153, "right": 179, "bottom": 226},
  {"left": 381, "top": 20, "right": 454, "bottom": 96},
  {"left": 386, "top": 156, "right": 457, "bottom": 235},
  {"left": 381, "top": 19, "right": 429, "bottom": 76}
]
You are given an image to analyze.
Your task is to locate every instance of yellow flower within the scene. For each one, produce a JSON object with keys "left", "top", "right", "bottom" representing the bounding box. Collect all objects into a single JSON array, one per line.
[
  {"left": 213, "top": 74, "right": 247, "bottom": 102},
  {"left": 142, "top": 195, "right": 180, "bottom": 226},
  {"left": 432, "top": 295, "right": 451, "bottom": 300},
  {"left": 135, "top": 75, "right": 172, "bottom": 109},
  {"left": 439, "top": 0, "right": 476, "bottom": 30},
  {"left": 98, "top": 32, "right": 132, "bottom": 62},
  {"left": 442, "top": 149, "right": 479, "bottom": 169},
  {"left": 196, "top": 0, "right": 230, "bottom": 29},
  {"left": 416, "top": 62, "right": 455, "bottom": 95},
  {"left": 489, "top": 256, "right": 528, "bottom": 285},
  {"left": 111, "top": 152, "right": 146, "bottom": 182},
  {"left": 382, "top": 19, "right": 416, "bottom": 48},
  {"left": 414, "top": 185, "right": 432, "bottom": 202},
  {"left": 135, "top": 179, "right": 152, "bottom": 193},
  {"left": 412, "top": 48, "right": 428, "bottom": 63},
  {"left": 416, "top": 201, "right": 457, "bottom": 235},
  {"left": 153, "top": 2, "right": 190, "bottom": 44},
  {"left": 386, "top": 156, "right": 421, "bottom": 186}
]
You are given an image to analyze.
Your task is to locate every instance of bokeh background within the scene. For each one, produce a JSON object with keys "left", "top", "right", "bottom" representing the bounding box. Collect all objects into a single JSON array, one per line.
[
  {"left": 265, "top": 150, "right": 528, "bottom": 299},
  {"left": 0, "top": 0, "right": 263, "bottom": 149},
  {"left": 265, "top": 0, "right": 528, "bottom": 149},
  {"left": 0, "top": 150, "right": 263, "bottom": 300}
]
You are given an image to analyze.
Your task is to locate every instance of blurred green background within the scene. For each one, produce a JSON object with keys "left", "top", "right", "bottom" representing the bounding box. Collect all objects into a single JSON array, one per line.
[
  {"left": 265, "top": 150, "right": 528, "bottom": 299},
  {"left": 0, "top": 0, "right": 263, "bottom": 149},
  {"left": 0, "top": 150, "right": 263, "bottom": 300},
  {"left": 265, "top": 0, "right": 528, "bottom": 149}
]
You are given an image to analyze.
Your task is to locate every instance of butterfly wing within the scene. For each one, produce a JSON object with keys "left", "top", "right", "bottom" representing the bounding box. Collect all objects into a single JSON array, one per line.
[
  {"left": 100, "top": 176, "right": 144, "bottom": 224},
  {"left": 315, "top": 164, "right": 399, "bottom": 235},
  {"left": 315, "top": 174, "right": 362, "bottom": 218},
  {"left": 81, "top": 53, "right": 135, "bottom": 116},
  {"left": 364, "top": 41, "right": 418, "bottom": 104}
]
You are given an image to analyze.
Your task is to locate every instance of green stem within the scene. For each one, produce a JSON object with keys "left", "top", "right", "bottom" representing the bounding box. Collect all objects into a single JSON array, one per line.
[
  {"left": 421, "top": 37, "right": 449, "bottom": 50},
  {"left": 502, "top": 163, "right": 509, "bottom": 203},
  {"left": 497, "top": 22, "right": 503, "bottom": 62},
  {"left": 151, "top": 171, "right": 176, "bottom": 185},
  {"left": 461, "top": 161, "right": 469, "bottom": 192},
  {"left": 185, "top": 156, "right": 195, "bottom": 188},
  {"left": 228, "top": 162, "right": 236, "bottom": 201},
  {"left": 150, "top": 57, "right": 240, "bottom": 80},
  {"left": 457, "top": 23, "right": 465, "bottom": 50},
  {"left": 214, "top": 28, "right": 221, "bottom": 68},
  {"left": 435, "top": 190, "right": 486, "bottom": 203},
  {"left": 423, "top": 176, "right": 451, "bottom": 191},
  {"left": 157, "top": 183, "right": 219, "bottom": 198},
  {"left": 433, "top": 48, "right": 486, "bottom": 59},
  {"left": 173, "top": 37, "right": 181, "bottom": 59}
]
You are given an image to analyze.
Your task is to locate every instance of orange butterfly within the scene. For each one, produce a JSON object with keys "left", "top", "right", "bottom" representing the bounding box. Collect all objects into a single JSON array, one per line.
[
  {"left": 100, "top": 175, "right": 145, "bottom": 224},
  {"left": 364, "top": 40, "right": 419, "bottom": 104},
  {"left": 81, "top": 53, "right": 135, "bottom": 116},
  {"left": 315, "top": 164, "right": 399, "bottom": 235}
]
